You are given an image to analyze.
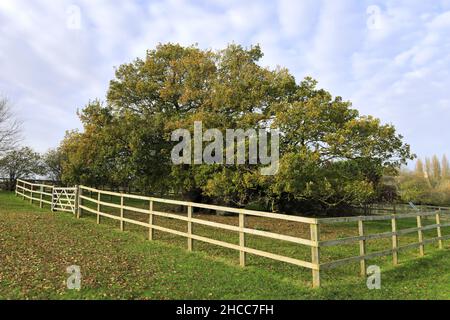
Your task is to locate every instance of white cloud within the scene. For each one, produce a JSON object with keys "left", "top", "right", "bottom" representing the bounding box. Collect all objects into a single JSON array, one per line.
[
  {"left": 349, "top": 6, "right": 450, "bottom": 159},
  {"left": 0, "top": 0, "right": 449, "bottom": 162},
  {"left": 277, "top": 0, "right": 319, "bottom": 38}
]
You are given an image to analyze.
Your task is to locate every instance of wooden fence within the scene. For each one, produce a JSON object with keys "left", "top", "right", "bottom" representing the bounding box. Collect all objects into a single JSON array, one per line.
[
  {"left": 12, "top": 180, "right": 450, "bottom": 288},
  {"left": 15, "top": 179, "right": 77, "bottom": 214},
  {"left": 76, "top": 185, "right": 322, "bottom": 285},
  {"left": 51, "top": 187, "right": 78, "bottom": 213},
  {"left": 15, "top": 179, "right": 55, "bottom": 209},
  {"left": 317, "top": 212, "right": 450, "bottom": 276}
]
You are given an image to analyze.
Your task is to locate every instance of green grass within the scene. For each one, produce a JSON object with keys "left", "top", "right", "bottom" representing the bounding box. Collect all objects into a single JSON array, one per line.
[{"left": 1, "top": 191, "right": 449, "bottom": 300}]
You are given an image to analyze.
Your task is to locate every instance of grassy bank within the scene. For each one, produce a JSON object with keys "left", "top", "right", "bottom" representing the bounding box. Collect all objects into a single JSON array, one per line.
[{"left": 0, "top": 191, "right": 449, "bottom": 299}]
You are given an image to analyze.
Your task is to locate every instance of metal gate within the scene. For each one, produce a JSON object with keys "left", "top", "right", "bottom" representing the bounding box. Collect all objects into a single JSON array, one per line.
[{"left": 51, "top": 187, "right": 77, "bottom": 214}]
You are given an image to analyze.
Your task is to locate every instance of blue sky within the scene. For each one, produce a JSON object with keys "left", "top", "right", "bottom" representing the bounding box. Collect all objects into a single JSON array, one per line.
[{"left": 1, "top": 0, "right": 450, "bottom": 163}]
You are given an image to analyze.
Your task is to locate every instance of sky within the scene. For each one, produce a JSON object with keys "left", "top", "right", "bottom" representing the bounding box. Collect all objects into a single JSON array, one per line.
[{"left": 1, "top": 0, "right": 450, "bottom": 164}]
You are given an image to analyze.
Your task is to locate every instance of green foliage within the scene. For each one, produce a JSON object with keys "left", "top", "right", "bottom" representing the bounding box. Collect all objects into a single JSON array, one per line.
[
  {"left": 59, "top": 43, "right": 413, "bottom": 213},
  {"left": 42, "top": 147, "right": 65, "bottom": 181},
  {"left": 399, "top": 154, "right": 450, "bottom": 205}
]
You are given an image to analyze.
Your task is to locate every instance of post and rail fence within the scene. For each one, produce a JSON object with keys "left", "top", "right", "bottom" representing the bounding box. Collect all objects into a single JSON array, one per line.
[
  {"left": 15, "top": 179, "right": 77, "bottom": 213},
  {"left": 13, "top": 179, "right": 450, "bottom": 288}
]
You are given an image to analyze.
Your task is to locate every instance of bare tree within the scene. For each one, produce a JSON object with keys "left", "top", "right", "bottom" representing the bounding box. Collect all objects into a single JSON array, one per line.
[{"left": 0, "top": 97, "right": 21, "bottom": 153}]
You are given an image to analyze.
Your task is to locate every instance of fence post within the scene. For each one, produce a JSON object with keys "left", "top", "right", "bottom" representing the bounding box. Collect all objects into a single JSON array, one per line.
[
  {"left": 97, "top": 192, "right": 101, "bottom": 224},
  {"left": 120, "top": 193, "right": 124, "bottom": 231},
  {"left": 148, "top": 200, "right": 154, "bottom": 240},
  {"left": 358, "top": 219, "right": 366, "bottom": 276},
  {"left": 187, "top": 205, "right": 193, "bottom": 251},
  {"left": 51, "top": 187, "right": 55, "bottom": 212},
  {"left": 22, "top": 181, "right": 25, "bottom": 200},
  {"left": 436, "top": 209, "right": 443, "bottom": 249},
  {"left": 239, "top": 211, "right": 246, "bottom": 267},
  {"left": 39, "top": 186, "right": 43, "bottom": 208},
  {"left": 76, "top": 186, "right": 82, "bottom": 219},
  {"left": 391, "top": 215, "right": 398, "bottom": 265},
  {"left": 73, "top": 186, "right": 78, "bottom": 215},
  {"left": 15, "top": 180, "right": 18, "bottom": 196},
  {"left": 310, "top": 222, "right": 320, "bottom": 288},
  {"left": 417, "top": 215, "right": 424, "bottom": 256},
  {"left": 30, "top": 184, "right": 33, "bottom": 204}
]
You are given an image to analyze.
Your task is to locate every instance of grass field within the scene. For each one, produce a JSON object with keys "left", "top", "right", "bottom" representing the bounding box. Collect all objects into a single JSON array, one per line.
[{"left": 1, "top": 191, "right": 449, "bottom": 299}]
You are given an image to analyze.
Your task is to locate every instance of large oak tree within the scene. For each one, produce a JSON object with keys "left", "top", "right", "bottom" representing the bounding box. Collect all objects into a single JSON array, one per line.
[{"left": 60, "top": 43, "right": 413, "bottom": 214}]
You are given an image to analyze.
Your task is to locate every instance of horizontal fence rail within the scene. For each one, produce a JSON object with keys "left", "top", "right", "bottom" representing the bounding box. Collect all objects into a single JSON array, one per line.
[
  {"left": 358, "top": 203, "right": 450, "bottom": 214},
  {"left": 12, "top": 180, "right": 450, "bottom": 288}
]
